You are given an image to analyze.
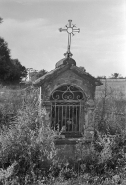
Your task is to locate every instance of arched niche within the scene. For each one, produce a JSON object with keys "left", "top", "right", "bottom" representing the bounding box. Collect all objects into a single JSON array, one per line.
[{"left": 50, "top": 84, "right": 86, "bottom": 134}]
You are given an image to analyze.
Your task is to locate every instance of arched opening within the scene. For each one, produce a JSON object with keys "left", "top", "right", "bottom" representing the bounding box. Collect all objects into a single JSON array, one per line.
[{"left": 50, "top": 84, "right": 86, "bottom": 135}]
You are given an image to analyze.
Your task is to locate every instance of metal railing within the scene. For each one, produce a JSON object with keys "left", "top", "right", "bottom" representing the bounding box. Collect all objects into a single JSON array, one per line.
[{"left": 50, "top": 100, "right": 85, "bottom": 133}]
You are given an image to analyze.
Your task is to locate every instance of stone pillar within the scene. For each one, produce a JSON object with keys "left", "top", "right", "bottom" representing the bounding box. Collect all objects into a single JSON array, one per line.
[
  {"left": 42, "top": 101, "right": 51, "bottom": 125},
  {"left": 84, "top": 99, "right": 95, "bottom": 141}
]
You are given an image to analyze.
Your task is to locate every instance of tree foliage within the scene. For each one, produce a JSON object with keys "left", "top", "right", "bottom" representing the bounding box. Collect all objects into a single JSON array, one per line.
[
  {"left": 30, "top": 69, "right": 47, "bottom": 81},
  {"left": 109, "top": 73, "right": 124, "bottom": 79},
  {"left": 0, "top": 18, "right": 27, "bottom": 84},
  {"left": 35, "top": 69, "right": 47, "bottom": 78},
  {"left": 0, "top": 37, "right": 27, "bottom": 84},
  {"left": 0, "top": 17, "right": 2, "bottom": 23},
  {"left": 97, "top": 73, "right": 126, "bottom": 79},
  {"left": 10, "top": 59, "right": 27, "bottom": 82}
]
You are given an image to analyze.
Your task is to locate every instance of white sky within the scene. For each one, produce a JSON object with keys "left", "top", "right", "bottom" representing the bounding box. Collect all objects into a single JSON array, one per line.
[{"left": 0, "top": 0, "right": 126, "bottom": 77}]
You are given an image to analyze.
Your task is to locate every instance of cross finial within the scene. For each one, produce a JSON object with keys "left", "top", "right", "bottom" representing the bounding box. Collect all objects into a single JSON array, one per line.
[{"left": 59, "top": 20, "right": 80, "bottom": 58}]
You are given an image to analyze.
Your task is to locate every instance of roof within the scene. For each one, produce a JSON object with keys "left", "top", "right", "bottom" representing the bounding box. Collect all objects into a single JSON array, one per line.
[
  {"left": 55, "top": 58, "right": 76, "bottom": 68},
  {"left": 33, "top": 64, "right": 69, "bottom": 87},
  {"left": 33, "top": 59, "right": 102, "bottom": 87}
]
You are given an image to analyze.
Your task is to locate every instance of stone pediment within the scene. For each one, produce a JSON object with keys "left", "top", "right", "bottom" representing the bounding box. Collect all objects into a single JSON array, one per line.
[
  {"left": 33, "top": 62, "right": 102, "bottom": 87},
  {"left": 33, "top": 57, "right": 102, "bottom": 142}
]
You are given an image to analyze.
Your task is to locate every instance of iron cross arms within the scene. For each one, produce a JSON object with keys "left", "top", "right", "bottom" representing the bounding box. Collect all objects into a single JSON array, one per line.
[{"left": 59, "top": 20, "right": 80, "bottom": 58}]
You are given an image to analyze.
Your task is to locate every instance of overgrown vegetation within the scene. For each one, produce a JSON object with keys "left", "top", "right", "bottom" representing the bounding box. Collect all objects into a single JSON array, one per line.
[
  {"left": 0, "top": 86, "right": 126, "bottom": 184},
  {"left": 30, "top": 69, "right": 48, "bottom": 81},
  {"left": 0, "top": 87, "right": 57, "bottom": 184}
]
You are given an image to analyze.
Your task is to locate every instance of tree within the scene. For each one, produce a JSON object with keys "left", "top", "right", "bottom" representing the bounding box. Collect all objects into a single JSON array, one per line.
[
  {"left": 10, "top": 59, "right": 27, "bottom": 82},
  {"left": 0, "top": 37, "right": 11, "bottom": 82},
  {"left": 0, "top": 37, "right": 27, "bottom": 84},
  {"left": 30, "top": 69, "right": 47, "bottom": 81},
  {"left": 0, "top": 18, "right": 27, "bottom": 84},
  {"left": 36, "top": 69, "right": 47, "bottom": 78},
  {"left": 0, "top": 17, "right": 2, "bottom": 24},
  {"left": 0, "top": 37, "right": 10, "bottom": 60},
  {"left": 109, "top": 73, "right": 123, "bottom": 79}
]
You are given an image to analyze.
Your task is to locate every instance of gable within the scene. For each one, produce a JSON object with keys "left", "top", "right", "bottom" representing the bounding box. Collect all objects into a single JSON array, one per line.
[
  {"left": 33, "top": 64, "right": 69, "bottom": 87},
  {"left": 40, "top": 68, "right": 96, "bottom": 101},
  {"left": 54, "top": 70, "right": 84, "bottom": 86}
]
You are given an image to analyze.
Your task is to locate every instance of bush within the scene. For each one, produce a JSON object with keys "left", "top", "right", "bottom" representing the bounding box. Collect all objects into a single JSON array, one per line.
[
  {"left": 94, "top": 88, "right": 126, "bottom": 135},
  {"left": 0, "top": 87, "right": 57, "bottom": 184},
  {"left": 0, "top": 87, "right": 25, "bottom": 128},
  {"left": 0, "top": 85, "right": 126, "bottom": 184}
]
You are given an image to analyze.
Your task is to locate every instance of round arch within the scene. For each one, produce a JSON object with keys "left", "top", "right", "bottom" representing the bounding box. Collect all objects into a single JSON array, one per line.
[
  {"left": 50, "top": 84, "right": 86, "bottom": 134},
  {"left": 50, "top": 83, "right": 86, "bottom": 101}
]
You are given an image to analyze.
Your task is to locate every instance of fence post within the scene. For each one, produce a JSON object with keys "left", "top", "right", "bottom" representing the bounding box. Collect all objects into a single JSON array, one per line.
[
  {"left": 122, "top": 106, "right": 126, "bottom": 136},
  {"left": 84, "top": 99, "right": 95, "bottom": 141},
  {"left": 39, "top": 86, "right": 42, "bottom": 116}
]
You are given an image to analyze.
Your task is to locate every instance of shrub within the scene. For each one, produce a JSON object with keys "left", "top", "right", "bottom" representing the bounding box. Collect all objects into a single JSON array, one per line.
[
  {"left": 0, "top": 87, "right": 24, "bottom": 128},
  {"left": 0, "top": 87, "right": 57, "bottom": 184},
  {"left": 0, "top": 85, "right": 126, "bottom": 184},
  {"left": 94, "top": 88, "right": 126, "bottom": 135}
]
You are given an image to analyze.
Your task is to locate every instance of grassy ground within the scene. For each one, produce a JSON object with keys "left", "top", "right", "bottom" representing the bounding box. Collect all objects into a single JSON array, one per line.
[{"left": 0, "top": 85, "right": 126, "bottom": 184}]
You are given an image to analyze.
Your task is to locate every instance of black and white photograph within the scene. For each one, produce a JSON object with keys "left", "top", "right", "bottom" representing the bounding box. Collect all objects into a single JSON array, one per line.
[{"left": 0, "top": 0, "right": 126, "bottom": 184}]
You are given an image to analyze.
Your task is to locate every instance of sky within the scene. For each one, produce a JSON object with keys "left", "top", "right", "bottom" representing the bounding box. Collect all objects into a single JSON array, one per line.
[{"left": 0, "top": 0, "right": 126, "bottom": 77}]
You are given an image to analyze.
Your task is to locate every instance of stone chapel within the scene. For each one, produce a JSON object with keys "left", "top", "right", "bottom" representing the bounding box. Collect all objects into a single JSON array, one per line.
[{"left": 33, "top": 20, "right": 102, "bottom": 144}]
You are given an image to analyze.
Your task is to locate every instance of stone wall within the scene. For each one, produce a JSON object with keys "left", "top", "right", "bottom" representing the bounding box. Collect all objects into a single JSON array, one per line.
[
  {"left": 41, "top": 70, "right": 95, "bottom": 101},
  {"left": 41, "top": 69, "right": 96, "bottom": 141}
]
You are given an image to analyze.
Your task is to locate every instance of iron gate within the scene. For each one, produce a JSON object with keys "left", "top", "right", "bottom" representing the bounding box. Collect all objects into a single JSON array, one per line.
[
  {"left": 49, "top": 84, "right": 86, "bottom": 134},
  {"left": 51, "top": 101, "right": 85, "bottom": 133}
]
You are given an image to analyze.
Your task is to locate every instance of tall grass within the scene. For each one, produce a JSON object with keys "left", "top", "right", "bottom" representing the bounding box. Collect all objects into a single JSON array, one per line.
[
  {"left": 0, "top": 86, "right": 126, "bottom": 184},
  {"left": 94, "top": 88, "right": 126, "bottom": 135},
  {"left": 0, "top": 86, "right": 57, "bottom": 184}
]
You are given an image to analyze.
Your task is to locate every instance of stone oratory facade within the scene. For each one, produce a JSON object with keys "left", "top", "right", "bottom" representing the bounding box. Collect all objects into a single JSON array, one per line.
[{"left": 33, "top": 20, "right": 102, "bottom": 144}]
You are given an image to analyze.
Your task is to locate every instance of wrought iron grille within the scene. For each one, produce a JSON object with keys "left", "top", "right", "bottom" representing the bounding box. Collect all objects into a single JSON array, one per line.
[
  {"left": 50, "top": 85, "right": 86, "bottom": 134},
  {"left": 50, "top": 85, "right": 86, "bottom": 101}
]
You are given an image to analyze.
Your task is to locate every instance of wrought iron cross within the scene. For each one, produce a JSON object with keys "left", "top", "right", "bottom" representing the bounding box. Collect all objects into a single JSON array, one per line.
[{"left": 59, "top": 20, "right": 80, "bottom": 58}]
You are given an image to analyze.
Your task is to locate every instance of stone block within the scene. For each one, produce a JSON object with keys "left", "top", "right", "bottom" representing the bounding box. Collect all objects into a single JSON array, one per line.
[{"left": 84, "top": 130, "right": 94, "bottom": 141}]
